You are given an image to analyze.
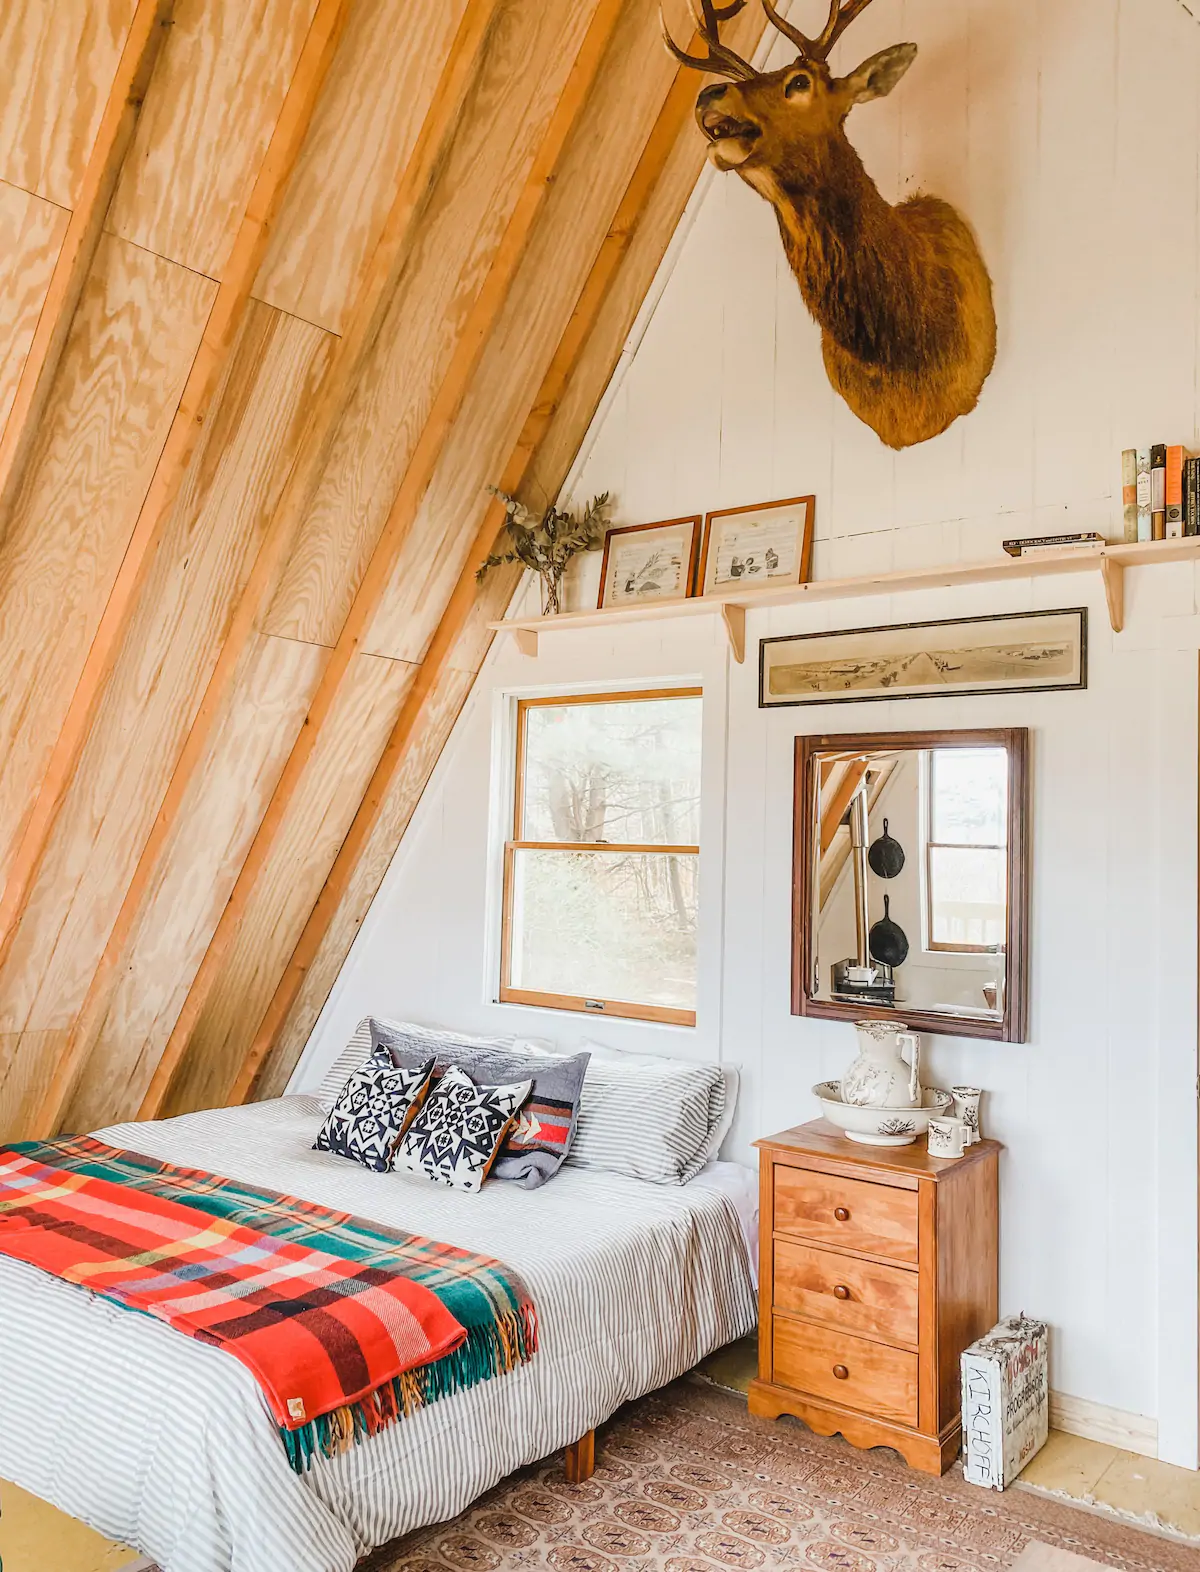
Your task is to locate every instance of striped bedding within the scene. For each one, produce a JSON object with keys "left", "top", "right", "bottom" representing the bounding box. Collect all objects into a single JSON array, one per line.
[{"left": 0, "top": 1095, "right": 756, "bottom": 1572}]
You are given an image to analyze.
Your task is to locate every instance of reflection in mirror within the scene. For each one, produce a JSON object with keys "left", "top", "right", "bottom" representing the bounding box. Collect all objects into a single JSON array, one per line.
[{"left": 795, "top": 729, "right": 1029, "bottom": 1042}]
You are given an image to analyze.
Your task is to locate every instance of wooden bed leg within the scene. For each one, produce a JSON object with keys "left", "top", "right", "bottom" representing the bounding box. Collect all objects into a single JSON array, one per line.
[{"left": 565, "top": 1428, "right": 595, "bottom": 1483}]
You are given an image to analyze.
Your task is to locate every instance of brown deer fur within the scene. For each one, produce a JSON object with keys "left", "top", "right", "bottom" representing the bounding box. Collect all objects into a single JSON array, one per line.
[{"left": 667, "top": 2, "right": 996, "bottom": 450}]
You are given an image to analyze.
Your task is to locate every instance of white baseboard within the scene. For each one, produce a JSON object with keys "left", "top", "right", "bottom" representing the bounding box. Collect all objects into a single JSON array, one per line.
[{"left": 1049, "top": 1390, "right": 1158, "bottom": 1459}]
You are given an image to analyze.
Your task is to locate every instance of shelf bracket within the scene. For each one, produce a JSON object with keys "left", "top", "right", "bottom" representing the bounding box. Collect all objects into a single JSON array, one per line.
[
  {"left": 721, "top": 602, "right": 746, "bottom": 664},
  {"left": 1100, "top": 558, "right": 1124, "bottom": 633},
  {"left": 508, "top": 627, "right": 538, "bottom": 658}
]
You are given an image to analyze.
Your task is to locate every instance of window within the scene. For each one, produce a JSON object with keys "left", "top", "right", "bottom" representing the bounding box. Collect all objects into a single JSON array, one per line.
[
  {"left": 925, "top": 747, "right": 1008, "bottom": 952},
  {"left": 500, "top": 690, "right": 701, "bottom": 1024}
]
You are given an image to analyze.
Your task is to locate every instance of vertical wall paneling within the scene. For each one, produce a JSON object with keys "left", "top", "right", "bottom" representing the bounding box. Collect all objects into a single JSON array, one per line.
[{"left": 289, "top": 0, "right": 1200, "bottom": 1469}]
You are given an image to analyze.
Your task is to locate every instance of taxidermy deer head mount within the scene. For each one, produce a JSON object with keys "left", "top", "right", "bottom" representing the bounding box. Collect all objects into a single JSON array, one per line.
[{"left": 663, "top": 0, "right": 996, "bottom": 449}]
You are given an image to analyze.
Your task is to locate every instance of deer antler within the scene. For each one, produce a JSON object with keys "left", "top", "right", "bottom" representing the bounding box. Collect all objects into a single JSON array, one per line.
[
  {"left": 761, "top": 0, "right": 875, "bottom": 61},
  {"left": 661, "top": 0, "right": 757, "bottom": 80}
]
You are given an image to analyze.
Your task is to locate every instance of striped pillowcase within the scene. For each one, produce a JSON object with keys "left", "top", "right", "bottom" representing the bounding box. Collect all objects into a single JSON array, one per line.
[
  {"left": 313, "top": 1019, "right": 519, "bottom": 1110},
  {"left": 565, "top": 1057, "right": 725, "bottom": 1186}
]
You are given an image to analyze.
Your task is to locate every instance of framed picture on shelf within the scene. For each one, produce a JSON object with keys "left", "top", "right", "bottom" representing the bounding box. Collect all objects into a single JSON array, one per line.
[
  {"left": 759, "top": 606, "right": 1088, "bottom": 708},
  {"left": 697, "top": 494, "right": 815, "bottom": 598},
  {"left": 597, "top": 515, "right": 702, "bottom": 609}
]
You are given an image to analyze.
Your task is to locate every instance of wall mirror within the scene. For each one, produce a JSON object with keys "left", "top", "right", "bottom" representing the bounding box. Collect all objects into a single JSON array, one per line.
[{"left": 793, "top": 728, "right": 1029, "bottom": 1042}]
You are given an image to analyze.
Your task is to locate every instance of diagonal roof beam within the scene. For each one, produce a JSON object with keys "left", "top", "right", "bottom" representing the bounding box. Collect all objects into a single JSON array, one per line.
[
  {"left": 138, "top": 0, "right": 630, "bottom": 1122},
  {"left": 145, "top": 0, "right": 632, "bottom": 1120},
  {"left": 0, "top": 0, "right": 175, "bottom": 522},
  {"left": 0, "top": 0, "right": 352, "bottom": 976},
  {"left": 228, "top": 46, "right": 731, "bottom": 1105},
  {"left": 28, "top": 0, "right": 506, "bottom": 1142}
]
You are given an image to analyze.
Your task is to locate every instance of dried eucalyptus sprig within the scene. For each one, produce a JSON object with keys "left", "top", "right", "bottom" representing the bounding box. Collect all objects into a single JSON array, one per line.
[{"left": 478, "top": 488, "right": 611, "bottom": 614}]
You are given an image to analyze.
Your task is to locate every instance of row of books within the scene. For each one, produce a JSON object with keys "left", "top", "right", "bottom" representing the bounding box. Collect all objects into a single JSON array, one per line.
[{"left": 1121, "top": 446, "right": 1200, "bottom": 541}]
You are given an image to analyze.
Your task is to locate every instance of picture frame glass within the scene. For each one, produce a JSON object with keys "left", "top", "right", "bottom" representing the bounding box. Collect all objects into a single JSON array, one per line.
[
  {"left": 600, "top": 518, "right": 698, "bottom": 608},
  {"left": 702, "top": 497, "right": 812, "bottom": 595},
  {"left": 761, "top": 608, "right": 1087, "bottom": 707}
]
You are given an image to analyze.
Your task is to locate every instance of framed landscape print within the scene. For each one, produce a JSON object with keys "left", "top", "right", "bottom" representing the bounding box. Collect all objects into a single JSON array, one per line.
[
  {"left": 698, "top": 495, "right": 815, "bottom": 597},
  {"left": 759, "top": 607, "right": 1088, "bottom": 708},
  {"left": 597, "top": 515, "right": 701, "bottom": 609}
]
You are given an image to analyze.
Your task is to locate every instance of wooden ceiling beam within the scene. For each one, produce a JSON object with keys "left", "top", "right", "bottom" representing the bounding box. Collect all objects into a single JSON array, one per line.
[
  {"left": 229, "top": 45, "right": 731, "bottom": 1105},
  {"left": 28, "top": 0, "right": 505, "bottom": 1143},
  {"left": 0, "top": 0, "right": 351, "bottom": 977},
  {"left": 820, "top": 759, "right": 870, "bottom": 854},
  {"left": 138, "top": 0, "right": 629, "bottom": 1121},
  {"left": 0, "top": 0, "right": 174, "bottom": 522}
]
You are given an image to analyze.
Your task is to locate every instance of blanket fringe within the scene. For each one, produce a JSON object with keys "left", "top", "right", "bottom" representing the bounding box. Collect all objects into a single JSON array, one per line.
[{"left": 280, "top": 1304, "right": 538, "bottom": 1473}]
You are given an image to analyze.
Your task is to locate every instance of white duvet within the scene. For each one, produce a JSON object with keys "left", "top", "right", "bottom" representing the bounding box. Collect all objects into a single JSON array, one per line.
[{"left": 0, "top": 1096, "right": 756, "bottom": 1572}]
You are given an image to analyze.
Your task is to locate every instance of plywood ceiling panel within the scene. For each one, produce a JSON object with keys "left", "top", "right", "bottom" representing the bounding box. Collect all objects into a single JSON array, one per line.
[
  {"left": 262, "top": 0, "right": 597, "bottom": 647},
  {"left": 0, "top": 304, "right": 332, "bottom": 1043},
  {"left": 106, "top": 0, "right": 320, "bottom": 276},
  {"left": 62, "top": 633, "right": 330, "bottom": 1134},
  {"left": 0, "top": 234, "right": 214, "bottom": 907},
  {"left": 0, "top": 182, "right": 69, "bottom": 433},
  {"left": 163, "top": 650, "right": 417, "bottom": 1117},
  {"left": 0, "top": 0, "right": 139, "bottom": 207},
  {"left": 255, "top": 0, "right": 471, "bottom": 334},
  {"left": 0, "top": 0, "right": 743, "bottom": 1137}
]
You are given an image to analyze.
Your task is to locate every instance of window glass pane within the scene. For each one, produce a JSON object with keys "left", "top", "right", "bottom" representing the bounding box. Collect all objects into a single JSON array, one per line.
[
  {"left": 520, "top": 696, "right": 701, "bottom": 844},
  {"left": 508, "top": 848, "right": 697, "bottom": 1011},
  {"left": 928, "top": 845, "right": 1006, "bottom": 948},
  {"left": 930, "top": 747, "right": 1008, "bottom": 846}
]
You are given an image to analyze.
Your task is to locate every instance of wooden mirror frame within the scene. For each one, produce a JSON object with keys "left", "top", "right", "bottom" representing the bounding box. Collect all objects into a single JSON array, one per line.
[{"left": 792, "top": 728, "right": 1030, "bottom": 1043}]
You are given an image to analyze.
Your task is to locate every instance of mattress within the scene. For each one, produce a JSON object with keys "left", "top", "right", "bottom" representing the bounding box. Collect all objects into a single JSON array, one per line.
[{"left": 0, "top": 1096, "right": 756, "bottom": 1572}]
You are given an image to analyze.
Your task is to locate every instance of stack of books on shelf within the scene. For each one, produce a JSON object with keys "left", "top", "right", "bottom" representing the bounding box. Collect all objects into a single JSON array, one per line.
[{"left": 1121, "top": 445, "right": 1200, "bottom": 541}]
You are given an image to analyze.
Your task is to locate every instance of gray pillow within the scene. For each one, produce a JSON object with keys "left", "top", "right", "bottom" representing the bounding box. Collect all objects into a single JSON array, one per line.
[{"left": 369, "top": 1018, "right": 590, "bottom": 1190}]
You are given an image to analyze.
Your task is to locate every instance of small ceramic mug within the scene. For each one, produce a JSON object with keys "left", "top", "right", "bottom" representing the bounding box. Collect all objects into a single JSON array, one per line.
[
  {"left": 951, "top": 1086, "right": 982, "bottom": 1145},
  {"left": 927, "top": 1116, "right": 967, "bottom": 1159}
]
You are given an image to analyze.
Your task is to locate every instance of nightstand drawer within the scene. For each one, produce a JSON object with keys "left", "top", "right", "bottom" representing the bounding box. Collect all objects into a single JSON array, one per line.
[
  {"left": 773, "top": 1239, "right": 919, "bottom": 1346},
  {"left": 773, "top": 1316, "right": 918, "bottom": 1426},
  {"left": 774, "top": 1165, "right": 919, "bottom": 1264}
]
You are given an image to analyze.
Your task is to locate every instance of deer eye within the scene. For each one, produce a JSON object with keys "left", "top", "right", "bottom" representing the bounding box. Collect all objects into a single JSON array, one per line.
[{"left": 785, "top": 71, "right": 812, "bottom": 96}]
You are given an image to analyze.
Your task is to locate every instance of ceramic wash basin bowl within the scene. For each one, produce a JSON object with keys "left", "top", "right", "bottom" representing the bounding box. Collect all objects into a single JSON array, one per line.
[{"left": 812, "top": 1082, "right": 953, "bottom": 1146}]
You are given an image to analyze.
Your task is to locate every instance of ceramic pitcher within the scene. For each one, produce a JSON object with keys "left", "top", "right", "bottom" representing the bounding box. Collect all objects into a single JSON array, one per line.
[{"left": 840, "top": 1021, "right": 922, "bottom": 1109}]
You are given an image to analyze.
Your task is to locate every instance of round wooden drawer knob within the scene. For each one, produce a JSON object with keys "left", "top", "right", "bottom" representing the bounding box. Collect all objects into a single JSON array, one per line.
[
  {"left": 833, "top": 1207, "right": 851, "bottom": 1221},
  {"left": 833, "top": 1284, "right": 851, "bottom": 1300},
  {"left": 833, "top": 1364, "right": 850, "bottom": 1380}
]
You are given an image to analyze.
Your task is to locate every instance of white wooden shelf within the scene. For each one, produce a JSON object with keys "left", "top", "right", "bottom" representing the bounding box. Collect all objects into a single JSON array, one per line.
[{"left": 488, "top": 537, "right": 1200, "bottom": 661}]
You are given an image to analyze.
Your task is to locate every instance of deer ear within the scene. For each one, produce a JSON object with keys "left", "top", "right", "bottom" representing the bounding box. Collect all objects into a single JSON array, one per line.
[{"left": 838, "top": 42, "right": 917, "bottom": 105}]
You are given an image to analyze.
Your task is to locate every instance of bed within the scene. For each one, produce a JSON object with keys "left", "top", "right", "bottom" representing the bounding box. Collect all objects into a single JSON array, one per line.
[{"left": 0, "top": 1093, "right": 757, "bottom": 1572}]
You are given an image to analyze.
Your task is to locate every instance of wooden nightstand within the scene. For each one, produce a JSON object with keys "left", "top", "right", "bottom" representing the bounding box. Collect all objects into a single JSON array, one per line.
[{"left": 749, "top": 1120, "right": 999, "bottom": 1475}]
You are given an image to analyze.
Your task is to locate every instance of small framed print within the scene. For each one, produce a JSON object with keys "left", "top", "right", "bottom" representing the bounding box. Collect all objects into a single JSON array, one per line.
[
  {"left": 697, "top": 494, "right": 815, "bottom": 597},
  {"left": 597, "top": 515, "right": 701, "bottom": 609}
]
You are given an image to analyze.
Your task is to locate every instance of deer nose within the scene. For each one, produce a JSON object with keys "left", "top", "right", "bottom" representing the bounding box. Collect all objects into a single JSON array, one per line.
[{"left": 698, "top": 83, "right": 728, "bottom": 108}]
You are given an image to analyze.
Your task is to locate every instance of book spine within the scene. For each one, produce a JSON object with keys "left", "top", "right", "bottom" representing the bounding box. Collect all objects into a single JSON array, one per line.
[
  {"left": 1121, "top": 449, "right": 1138, "bottom": 543},
  {"left": 1136, "top": 449, "right": 1152, "bottom": 541},
  {"left": 1188, "top": 457, "right": 1200, "bottom": 537},
  {"left": 1166, "top": 445, "right": 1185, "bottom": 537},
  {"left": 1151, "top": 444, "right": 1166, "bottom": 540}
]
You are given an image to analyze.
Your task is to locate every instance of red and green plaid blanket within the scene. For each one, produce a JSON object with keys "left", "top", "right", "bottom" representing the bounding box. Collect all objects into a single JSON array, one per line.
[{"left": 0, "top": 1137, "right": 538, "bottom": 1471}]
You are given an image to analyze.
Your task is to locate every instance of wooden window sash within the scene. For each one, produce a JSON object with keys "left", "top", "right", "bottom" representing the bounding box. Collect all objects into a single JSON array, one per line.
[{"left": 505, "top": 688, "right": 701, "bottom": 1023}]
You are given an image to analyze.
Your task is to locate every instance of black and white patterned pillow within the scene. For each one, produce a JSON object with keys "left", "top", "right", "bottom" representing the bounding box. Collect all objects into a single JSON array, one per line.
[
  {"left": 313, "top": 1047, "right": 434, "bottom": 1172},
  {"left": 393, "top": 1065, "right": 531, "bottom": 1193}
]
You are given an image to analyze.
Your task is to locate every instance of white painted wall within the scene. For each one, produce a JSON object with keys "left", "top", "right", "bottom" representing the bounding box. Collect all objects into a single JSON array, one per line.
[{"left": 292, "top": 0, "right": 1200, "bottom": 1465}]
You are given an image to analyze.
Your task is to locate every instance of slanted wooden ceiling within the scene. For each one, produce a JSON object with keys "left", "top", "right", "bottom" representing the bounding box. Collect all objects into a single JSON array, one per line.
[{"left": 0, "top": 0, "right": 769, "bottom": 1140}]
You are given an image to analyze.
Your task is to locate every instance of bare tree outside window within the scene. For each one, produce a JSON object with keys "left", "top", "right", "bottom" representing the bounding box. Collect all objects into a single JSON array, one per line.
[{"left": 501, "top": 692, "right": 702, "bottom": 1023}]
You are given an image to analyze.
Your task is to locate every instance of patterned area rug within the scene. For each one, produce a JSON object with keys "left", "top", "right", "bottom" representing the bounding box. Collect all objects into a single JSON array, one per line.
[{"left": 366, "top": 1380, "right": 1198, "bottom": 1571}]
